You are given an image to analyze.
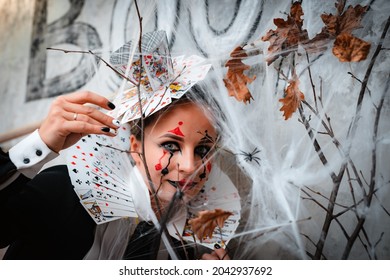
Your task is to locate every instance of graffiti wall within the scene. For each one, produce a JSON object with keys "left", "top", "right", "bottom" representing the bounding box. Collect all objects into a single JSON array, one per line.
[{"left": 0, "top": 0, "right": 389, "bottom": 259}]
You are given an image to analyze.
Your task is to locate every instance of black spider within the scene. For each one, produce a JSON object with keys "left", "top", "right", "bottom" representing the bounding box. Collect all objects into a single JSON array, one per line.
[{"left": 239, "top": 147, "right": 261, "bottom": 165}]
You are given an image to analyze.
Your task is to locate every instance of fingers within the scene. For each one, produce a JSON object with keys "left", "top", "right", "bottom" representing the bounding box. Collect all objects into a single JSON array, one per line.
[
  {"left": 63, "top": 103, "right": 118, "bottom": 130},
  {"left": 62, "top": 120, "right": 117, "bottom": 136},
  {"left": 213, "top": 247, "right": 230, "bottom": 260},
  {"left": 201, "top": 252, "right": 219, "bottom": 260},
  {"left": 62, "top": 90, "right": 116, "bottom": 111},
  {"left": 39, "top": 91, "right": 120, "bottom": 152},
  {"left": 200, "top": 245, "right": 231, "bottom": 260},
  {"left": 58, "top": 91, "right": 118, "bottom": 129}
]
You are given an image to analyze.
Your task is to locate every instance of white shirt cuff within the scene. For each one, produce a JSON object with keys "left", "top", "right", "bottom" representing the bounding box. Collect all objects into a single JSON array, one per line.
[{"left": 9, "top": 129, "right": 58, "bottom": 178}]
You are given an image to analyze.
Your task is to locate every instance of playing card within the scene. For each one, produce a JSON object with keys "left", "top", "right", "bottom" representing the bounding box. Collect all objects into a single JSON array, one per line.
[
  {"left": 66, "top": 124, "right": 138, "bottom": 225},
  {"left": 180, "top": 165, "right": 241, "bottom": 249},
  {"left": 143, "top": 89, "right": 172, "bottom": 118},
  {"left": 80, "top": 200, "right": 120, "bottom": 224},
  {"left": 170, "top": 56, "right": 212, "bottom": 99}
]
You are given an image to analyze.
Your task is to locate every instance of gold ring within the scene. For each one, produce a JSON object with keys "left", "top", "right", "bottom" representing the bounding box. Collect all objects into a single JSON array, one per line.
[{"left": 73, "top": 113, "right": 78, "bottom": 121}]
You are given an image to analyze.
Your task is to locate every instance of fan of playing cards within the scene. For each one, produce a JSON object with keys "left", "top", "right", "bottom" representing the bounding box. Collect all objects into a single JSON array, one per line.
[
  {"left": 107, "top": 30, "right": 212, "bottom": 123},
  {"left": 66, "top": 124, "right": 137, "bottom": 224}
]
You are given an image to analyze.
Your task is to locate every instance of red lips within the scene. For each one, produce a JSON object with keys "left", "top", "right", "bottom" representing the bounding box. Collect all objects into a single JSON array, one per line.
[
  {"left": 168, "top": 179, "right": 197, "bottom": 190},
  {"left": 178, "top": 179, "right": 196, "bottom": 189}
]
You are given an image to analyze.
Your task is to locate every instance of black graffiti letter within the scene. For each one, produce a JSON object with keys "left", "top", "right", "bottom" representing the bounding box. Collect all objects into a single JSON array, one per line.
[{"left": 26, "top": 0, "right": 102, "bottom": 101}]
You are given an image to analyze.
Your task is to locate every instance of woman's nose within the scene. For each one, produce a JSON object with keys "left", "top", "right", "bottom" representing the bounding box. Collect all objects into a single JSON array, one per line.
[{"left": 177, "top": 150, "right": 197, "bottom": 174}]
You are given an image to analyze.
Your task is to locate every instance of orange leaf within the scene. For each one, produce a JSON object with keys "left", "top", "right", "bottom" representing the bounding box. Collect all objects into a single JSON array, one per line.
[
  {"left": 261, "top": 2, "right": 309, "bottom": 65},
  {"left": 188, "top": 208, "right": 233, "bottom": 241},
  {"left": 307, "top": 1, "right": 368, "bottom": 54},
  {"left": 310, "top": 2, "right": 367, "bottom": 43},
  {"left": 223, "top": 46, "right": 256, "bottom": 104},
  {"left": 279, "top": 70, "right": 305, "bottom": 120},
  {"left": 332, "top": 33, "right": 371, "bottom": 62}
]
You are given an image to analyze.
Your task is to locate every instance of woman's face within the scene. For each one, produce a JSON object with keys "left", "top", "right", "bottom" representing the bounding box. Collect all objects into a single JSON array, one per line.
[{"left": 131, "top": 102, "right": 217, "bottom": 210}]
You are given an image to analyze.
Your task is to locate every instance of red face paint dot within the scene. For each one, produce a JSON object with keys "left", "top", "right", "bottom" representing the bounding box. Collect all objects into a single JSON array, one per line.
[
  {"left": 178, "top": 121, "right": 183, "bottom": 125},
  {"left": 207, "top": 162, "right": 212, "bottom": 173}
]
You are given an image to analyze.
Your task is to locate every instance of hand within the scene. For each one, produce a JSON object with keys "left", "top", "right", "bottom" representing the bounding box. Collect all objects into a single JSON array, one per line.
[
  {"left": 201, "top": 244, "right": 230, "bottom": 260},
  {"left": 39, "top": 91, "right": 119, "bottom": 153}
]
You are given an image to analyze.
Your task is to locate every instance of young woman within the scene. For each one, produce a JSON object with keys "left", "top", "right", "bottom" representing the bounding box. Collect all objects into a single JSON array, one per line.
[{"left": 0, "top": 90, "right": 232, "bottom": 260}]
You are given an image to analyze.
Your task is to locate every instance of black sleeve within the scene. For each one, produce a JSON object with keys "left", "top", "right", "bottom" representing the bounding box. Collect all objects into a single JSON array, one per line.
[
  {"left": 0, "top": 148, "right": 17, "bottom": 185},
  {"left": 0, "top": 161, "right": 96, "bottom": 259}
]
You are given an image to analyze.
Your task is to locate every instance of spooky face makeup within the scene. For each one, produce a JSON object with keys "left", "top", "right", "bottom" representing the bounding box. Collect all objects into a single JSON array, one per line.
[{"left": 131, "top": 101, "right": 217, "bottom": 212}]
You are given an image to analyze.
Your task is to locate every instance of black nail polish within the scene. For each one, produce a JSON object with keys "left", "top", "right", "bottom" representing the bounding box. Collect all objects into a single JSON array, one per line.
[
  {"left": 214, "top": 243, "right": 221, "bottom": 249},
  {"left": 107, "top": 101, "right": 116, "bottom": 110},
  {"left": 101, "top": 127, "right": 110, "bottom": 132}
]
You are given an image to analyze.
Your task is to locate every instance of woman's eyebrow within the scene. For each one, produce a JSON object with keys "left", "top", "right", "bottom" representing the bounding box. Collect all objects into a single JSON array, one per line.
[
  {"left": 198, "top": 137, "right": 215, "bottom": 145},
  {"left": 159, "top": 133, "right": 184, "bottom": 141}
]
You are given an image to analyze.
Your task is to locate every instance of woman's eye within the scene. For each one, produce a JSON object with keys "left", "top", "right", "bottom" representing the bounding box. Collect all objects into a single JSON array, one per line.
[
  {"left": 195, "top": 145, "right": 211, "bottom": 158},
  {"left": 161, "top": 142, "right": 180, "bottom": 153}
]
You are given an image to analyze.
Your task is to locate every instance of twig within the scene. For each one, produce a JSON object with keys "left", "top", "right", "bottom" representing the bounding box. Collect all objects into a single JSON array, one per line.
[
  {"left": 347, "top": 71, "right": 372, "bottom": 96},
  {"left": 172, "top": 223, "right": 190, "bottom": 260},
  {"left": 303, "top": 185, "right": 349, "bottom": 208},
  {"left": 305, "top": 51, "right": 318, "bottom": 111},
  {"left": 298, "top": 105, "right": 337, "bottom": 182},
  {"left": 347, "top": 15, "right": 390, "bottom": 140},
  {"left": 46, "top": 47, "right": 136, "bottom": 86},
  {"left": 342, "top": 89, "right": 386, "bottom": 259},
  {"left": 374, "top": 193, "right": 390, "bottom": 217}
]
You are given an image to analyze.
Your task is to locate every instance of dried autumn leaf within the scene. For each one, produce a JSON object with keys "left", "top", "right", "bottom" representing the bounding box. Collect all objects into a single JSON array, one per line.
[
  {"left": 322, "top": 2, "right": 367, "bottom": 36},
  {"left": 223, "top": 46, "right": 256, "bottom": 104},
  {"left": 188, "top": 208, "right": 233, "bottom": 241},
  {"left": 279, "top": 70, "right": 305, "bottom": 120},
  {"left": 309, "top": 1, "right": 368, "bottom": 50},
  {"left": 261, "top": 2, "right": 309, "bottom": 65},
  {"left": 332, "top": 33, "right": 371, "bottom": 62}
]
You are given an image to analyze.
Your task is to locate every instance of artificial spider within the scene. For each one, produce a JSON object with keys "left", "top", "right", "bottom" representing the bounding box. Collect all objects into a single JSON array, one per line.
[{"left": 239, "top": 147, "right": 261, "bottom": 165}]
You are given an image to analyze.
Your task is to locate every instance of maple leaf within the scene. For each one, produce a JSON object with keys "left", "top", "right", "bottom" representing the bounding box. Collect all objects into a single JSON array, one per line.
[
  {"left": 223, "top": 46, "right": 256, "bottom": 104},
  {"left": 279, "top": 69, "right": 305, "bottom": 120},
  {"left": 261, "top": 2, "right": 309, "bottom": 65},
  {"left": 188, "top": 208, "right": 233, "bottom": 241},
  {"left": 332, "top": 33, "right": 371, "bottom": 62}
]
